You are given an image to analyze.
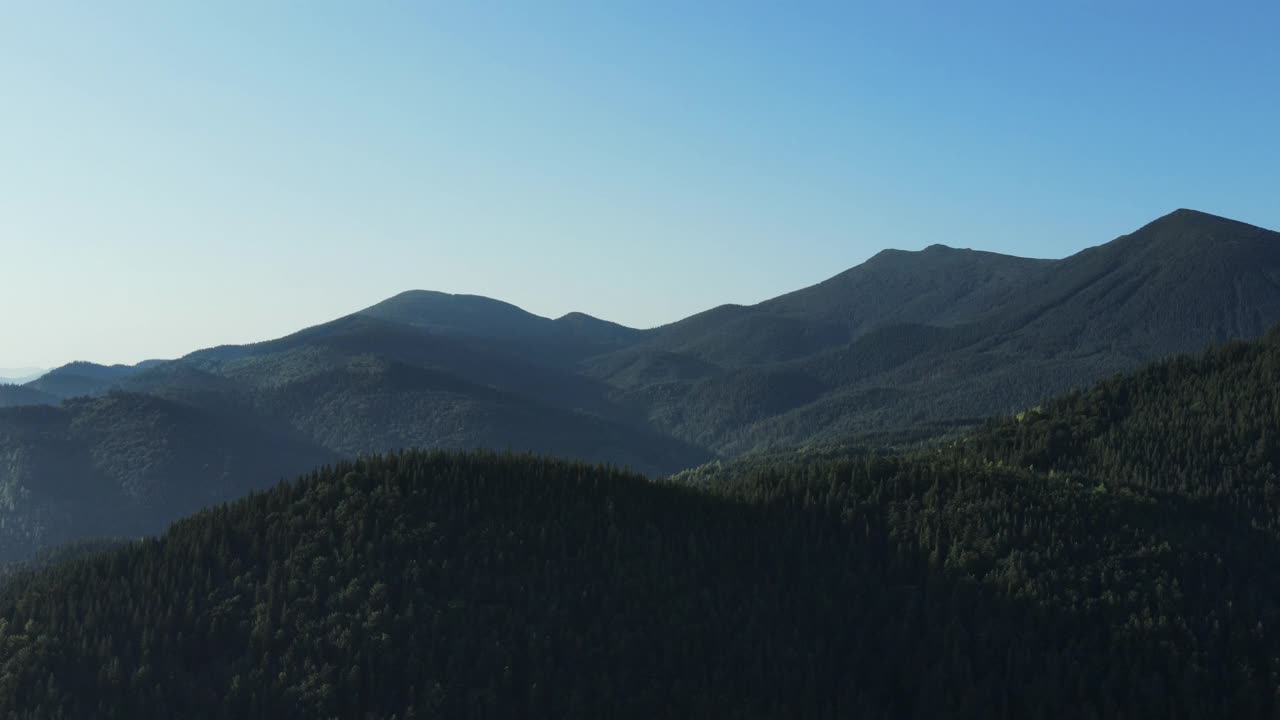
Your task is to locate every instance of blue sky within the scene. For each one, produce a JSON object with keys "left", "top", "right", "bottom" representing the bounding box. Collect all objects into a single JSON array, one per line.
[{"left": 2, "top": 2, "right": 1277, "bottom": 368}]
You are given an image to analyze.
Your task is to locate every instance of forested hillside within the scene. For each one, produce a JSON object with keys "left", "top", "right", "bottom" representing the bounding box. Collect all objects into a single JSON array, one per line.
[
  {"left": 0, "top": 393, "right": 333, "bottom": 562},
  {"left": 0, "top": 385, "right": 56, "bottom": 410},
  {"left": 965, "top": 324, "right": 1280, "bottom": 514},
  {"left": 26, "top": 362, "right": 162, "bottom": 401},
  {"left": 7, "top": 325, "right": 1280, "bottom": 717}
]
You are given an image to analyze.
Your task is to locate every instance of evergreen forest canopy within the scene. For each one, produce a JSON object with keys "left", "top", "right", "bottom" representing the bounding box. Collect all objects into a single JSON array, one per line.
[
  {"left": 2, "top": 207, "right": 1280, "bottom": 565},
  {"left": 6, "top": 324, "right": 1280, "bottom": 716}
]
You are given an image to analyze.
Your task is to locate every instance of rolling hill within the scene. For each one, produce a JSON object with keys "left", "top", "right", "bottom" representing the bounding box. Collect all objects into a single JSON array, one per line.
[{"left": 26, "top": 361, "right": 165, "bottom": 401}]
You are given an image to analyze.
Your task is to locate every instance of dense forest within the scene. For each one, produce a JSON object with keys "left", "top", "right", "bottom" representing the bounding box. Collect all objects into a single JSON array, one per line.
[{"left": 5, "top": 323, "right": 1280, "bottom": 717}]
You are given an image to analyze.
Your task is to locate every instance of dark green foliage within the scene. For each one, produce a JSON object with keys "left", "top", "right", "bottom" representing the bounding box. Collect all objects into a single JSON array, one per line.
[
  {"left": 966, "top": 327, "right": 1280, "bottom": 516},
  {"left": 0, "top": 538, "right": 123, "bottom": 588},
  {"left": 0, "top": 442, "right": 1271, "bottom": 717},
  {"left": 11, "top": 320, "right": 1280, "bottom": 716}
]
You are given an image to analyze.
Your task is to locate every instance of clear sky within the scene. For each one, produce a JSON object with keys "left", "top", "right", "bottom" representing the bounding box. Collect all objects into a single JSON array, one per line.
[{"left": 2, "top": 1, "right": 1277, "bottom": 368}]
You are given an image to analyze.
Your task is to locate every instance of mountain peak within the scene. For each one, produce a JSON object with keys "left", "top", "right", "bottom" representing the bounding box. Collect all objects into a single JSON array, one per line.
[
  {"left": 1140, "top": 208, "right": 1269, "bottom": 235},
  {"left": 358, "top": 291, "right": 644, "bottom": 348},
  {"left": 1113, "top": 208, "right": 1274, "bottom": 260},
  {"left": 554, "top": 311, "right": 643, "bottom": 343},
  {"left": 1167, "top": 207, "right": 1227, "bottom": 221},
  {"left": 374, "top": 289, "right": 530, "bottom": 312},
  {"left": 862, "top": 243, "right": 1018, "bottom": 270},
  {"left": 360, "top": 290, "right": 554, "bottom": 336}
]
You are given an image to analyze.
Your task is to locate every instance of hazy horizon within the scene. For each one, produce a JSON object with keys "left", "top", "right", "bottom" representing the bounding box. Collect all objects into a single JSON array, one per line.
[
  {"left": 4, "top": 3, "right": 1278, "bottom": 368},
  {"left": 0, "top": 368, "right": 48, "bottom": 380}
]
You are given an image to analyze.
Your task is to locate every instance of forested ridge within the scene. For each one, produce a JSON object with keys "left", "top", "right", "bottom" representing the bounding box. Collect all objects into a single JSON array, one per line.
[
  {"left": 6, "top": 325, "right": 1280, "bottom": 717},
  {"left": 967, "top": 326, "right": 1280, "bottom": 505}
]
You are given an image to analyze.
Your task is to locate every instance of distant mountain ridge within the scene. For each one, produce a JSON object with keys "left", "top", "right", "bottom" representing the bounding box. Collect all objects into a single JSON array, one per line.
[
  {"left": 20, "top": 360, "right": 167, "bottom": 401},
  {"left": 0, "top": 368, "right": 45, "bottom": 385},
  {"left": 586, "top": 209, "right": 1280, "bottom": 451},
  {"left": 2, "top": 208, "right": 1278, "bottom": 560}
]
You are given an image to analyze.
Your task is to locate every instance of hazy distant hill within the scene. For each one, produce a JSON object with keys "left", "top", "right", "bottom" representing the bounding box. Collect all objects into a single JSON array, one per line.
[
  {"left": 0, "top": 321, "right": 706, "bottom": 561},
  {"left": 0, "top": 368, "right": 45, "bottom": 385},
  {"left": 0, "top": 392, "right": 333, "bottom": 562},
  {"left": 361, "top": 290, "right": 645, "bottom": 365},
  {"left": 25, "top": 360, "right": 166, "bottom": 400},
  {"left": 1, "top": 208, "right": 1278, "bottom": 561},
  {"left": 148, "top": 313, "right": 705, "bottom": 475}
]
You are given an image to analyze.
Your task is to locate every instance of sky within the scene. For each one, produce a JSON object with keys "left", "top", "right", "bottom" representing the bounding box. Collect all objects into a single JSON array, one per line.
[{"left": 2, "top": 2, "right": 1278, "bottom": 368}]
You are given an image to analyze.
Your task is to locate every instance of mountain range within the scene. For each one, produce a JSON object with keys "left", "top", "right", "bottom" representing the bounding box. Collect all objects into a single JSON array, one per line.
[
  {"left": 7, "top": 320, "right": 1280, "bottom": 716},
  {"left": 1, "top": 208, "right": 1278, "bottom": 561}
]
